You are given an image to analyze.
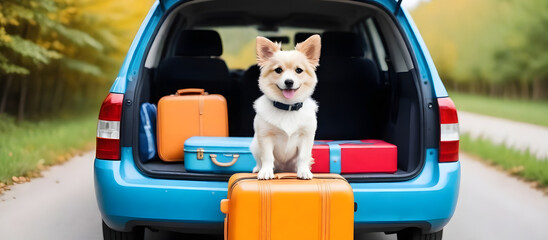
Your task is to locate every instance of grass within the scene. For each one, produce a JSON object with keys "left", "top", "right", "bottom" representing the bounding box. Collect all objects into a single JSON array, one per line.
[
  {"left": 0, "top": 114, "right": 97, "bottom": 188},
  {"left": 449, "top": 91, "right": 548, "bottom": 127},
  {"left": 460, "top": 134, "right": 548, "bottom": 190}
]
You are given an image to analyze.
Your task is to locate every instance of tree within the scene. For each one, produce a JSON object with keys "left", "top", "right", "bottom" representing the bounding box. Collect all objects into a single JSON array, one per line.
[
  {"left": 412, "top": 0, "right": 548, "bottom": 99},
  {"left": 0, "top": 0, "right": 154, "bottom": 120}
]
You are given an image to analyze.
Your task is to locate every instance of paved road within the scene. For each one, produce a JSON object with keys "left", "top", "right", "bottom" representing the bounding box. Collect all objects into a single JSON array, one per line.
[
  {"left": 0, "top": 151, "right": 101, "bottom": 239},
  {"left": 1, "top": 151, "right": 548, "bottom": 239},
  {"left": 444, "top": 153, "right": 548, "bottom": 240},
  {"left": 459, "top": 111, "right": 548, "bottom": 159}
]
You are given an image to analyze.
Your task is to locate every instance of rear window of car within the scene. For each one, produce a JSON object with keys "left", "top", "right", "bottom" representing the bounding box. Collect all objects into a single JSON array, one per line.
[{"left": 211, "top": 26, "right": 322, "bottom": 69}]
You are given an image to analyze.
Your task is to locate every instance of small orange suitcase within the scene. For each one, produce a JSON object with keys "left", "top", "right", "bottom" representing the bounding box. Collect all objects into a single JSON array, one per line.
[
  {"left": 157, "top": 88, "right": 228, "bottom": 162},
  {"left": 221, "top": 173, "right": 354, "bottom": 240}
]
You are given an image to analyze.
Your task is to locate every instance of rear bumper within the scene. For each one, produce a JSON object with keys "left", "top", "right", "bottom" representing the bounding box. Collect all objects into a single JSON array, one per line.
[
  {"left": 352, "top": 149, "right": 460, "bottom": 233},
  {"left": 95, "top": 147, "right": 459, "bottom": 233}
]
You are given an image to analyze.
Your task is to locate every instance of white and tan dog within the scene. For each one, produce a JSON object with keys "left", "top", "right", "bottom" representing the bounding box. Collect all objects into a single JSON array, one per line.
[{"left": 250, "top": 35, "right": 321, "bottom": 180}]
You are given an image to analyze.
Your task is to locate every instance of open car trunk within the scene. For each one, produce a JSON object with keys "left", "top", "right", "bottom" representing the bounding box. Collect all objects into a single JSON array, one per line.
[{"left": 122, "top": 0, "right": 438, "bottom": 182}]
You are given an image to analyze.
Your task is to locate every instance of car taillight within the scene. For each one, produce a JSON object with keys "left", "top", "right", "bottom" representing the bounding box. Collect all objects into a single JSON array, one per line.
[
  {"left": 96, "top": 93, "right": 124, "bottom": 160},
  {"left": 438, "top": 97, "right": 459, "bottom": 162}
]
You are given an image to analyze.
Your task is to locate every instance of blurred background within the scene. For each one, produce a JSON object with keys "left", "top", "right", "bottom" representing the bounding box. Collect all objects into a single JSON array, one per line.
[
  {"left": 0, "top": 0, "right": 547, "bottom": 205},
  {"left": 0, "top": 0, "right": 546, "bottom": 239},
  {"left": 412, "top": 0, "right": 548, "bottom": 100},
  {"left": 1, "top": 0, "right": 546, "bottom": 192}
]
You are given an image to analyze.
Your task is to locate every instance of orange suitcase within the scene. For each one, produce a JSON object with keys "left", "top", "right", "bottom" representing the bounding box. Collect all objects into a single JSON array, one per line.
[
  {"left": 221, "top": 173, "right": 354, "bottom": 240},
  {"left": 157, "top": 88, "right": 228, "bottom": 162}
]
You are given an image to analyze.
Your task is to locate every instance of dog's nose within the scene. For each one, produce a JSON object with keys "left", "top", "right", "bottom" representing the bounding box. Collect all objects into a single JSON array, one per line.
[{"left": 284, "top": 79, "right": 294, "bottom": 88}]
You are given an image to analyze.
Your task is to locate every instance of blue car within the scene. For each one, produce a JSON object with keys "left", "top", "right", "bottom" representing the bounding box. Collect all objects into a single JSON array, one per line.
[{"left": 94, "top": 0, "right": 460, "bottom": 239}]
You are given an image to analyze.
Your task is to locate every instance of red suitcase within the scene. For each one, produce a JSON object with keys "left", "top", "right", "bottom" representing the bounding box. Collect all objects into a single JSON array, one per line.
[{"left": 311, "top": 140, "right": 397, "bottom": 173}]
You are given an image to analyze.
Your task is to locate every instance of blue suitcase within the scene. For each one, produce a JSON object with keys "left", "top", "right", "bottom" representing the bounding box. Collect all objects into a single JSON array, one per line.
[
  {"left": 139, "top": 103, "right": 157, "bottom": 162},
  {"left": 184, "top": 136, "right": 256, "bottom": 173}
]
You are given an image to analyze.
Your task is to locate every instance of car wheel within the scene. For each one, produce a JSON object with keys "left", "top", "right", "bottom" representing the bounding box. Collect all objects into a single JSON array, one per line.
[
  {"left": 397, "top": 228, "right": 443, "bottom": 240},
  {"left": 102, "top": 221, "right": 145, "bottom": 240}
]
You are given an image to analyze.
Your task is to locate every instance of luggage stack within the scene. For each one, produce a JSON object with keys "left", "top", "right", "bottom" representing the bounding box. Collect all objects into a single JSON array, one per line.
[
  {"left": 139, "top": 87, "right": 401, "bottom": 239},
  {"left": 142, "top": 88, "right": 398, "bottom": 172},
  {"left": 183, "top": 137, "right": 397, "bottom": 174}
]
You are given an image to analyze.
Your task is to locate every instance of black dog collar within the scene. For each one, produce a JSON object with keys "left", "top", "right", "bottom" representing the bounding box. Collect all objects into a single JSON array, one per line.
[{"left": 272, "top": 101, "right": 304, "bottom": 111}]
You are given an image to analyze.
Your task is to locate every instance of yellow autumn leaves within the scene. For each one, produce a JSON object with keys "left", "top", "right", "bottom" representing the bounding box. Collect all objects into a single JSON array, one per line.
[{"left": 0, "top": 0, "right": 154, "bottom": 119}]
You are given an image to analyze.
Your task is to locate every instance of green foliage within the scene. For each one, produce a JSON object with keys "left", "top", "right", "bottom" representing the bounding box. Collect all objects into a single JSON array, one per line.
[
  {"left": 0, "top": 0, "right": 153, "bottom": 186},
  {"left": 0, "top": 0, "right": 154, "bottom": 120},
  {"left": 412, "top": 0, "right": 548, "bottom": 99},
  {"left": 1, "top": 35, "right": 61, "bottom": 65},
  {"left": 461, "top": 134, "right": 548, "bottom": 189},
  {"left": 1, "top": 0, "right": 58, "bottom": 73},
  {"left": 450, "top": 91, "right": 548, "bottom": 127},
  {"left": 0, "top": 53, "right": 28, "bottom": 74},
  {"left": 491, "top": 0, "right": 548, "bottom": 83},
  {"left": 0, "top": 114, "right": 97, "bottom": 184},
  {"left": 62, "top": 58, "right": 102, "bottom": 77}
]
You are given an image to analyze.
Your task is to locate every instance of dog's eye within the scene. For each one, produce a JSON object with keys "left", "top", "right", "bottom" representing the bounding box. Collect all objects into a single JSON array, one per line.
[
  {"left": 274, "top": 67, "right": 283, "bottom": 74},
  {"left": 295, "top": 67, "right": 303, "bottom": 74}
]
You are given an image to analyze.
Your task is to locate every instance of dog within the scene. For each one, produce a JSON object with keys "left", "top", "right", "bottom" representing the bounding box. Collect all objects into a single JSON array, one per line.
[{"left": 250, "top": 35, "right": 321, "bottom": 180}]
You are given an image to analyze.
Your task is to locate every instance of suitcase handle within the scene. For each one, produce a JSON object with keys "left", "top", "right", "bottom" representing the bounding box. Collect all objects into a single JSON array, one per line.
[
  {"left": 210, "top": 154, "right": 239, "bottom": 167},
  {"left": 220, "top": 199, "right": 229, "bottom": 214},
  {"left": 274, "top": 173, "right": 346, "bottom": 181},
  {"left": 176, "top": 88, "right": 206, "bottom": 95},
  {"left": 274, "top": 173, "right": 299, "bottom": 179}
]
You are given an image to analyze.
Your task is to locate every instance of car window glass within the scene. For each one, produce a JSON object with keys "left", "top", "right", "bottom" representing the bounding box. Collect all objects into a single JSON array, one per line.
[
  {"left": 353, "top": 23, "right": 373, "bottom": 60},
  {"left": 365, "top": 18, "right": 388, "bottom": 71},
  {"left": 211, "top": 27, "right": 322, "bottom": 70}
]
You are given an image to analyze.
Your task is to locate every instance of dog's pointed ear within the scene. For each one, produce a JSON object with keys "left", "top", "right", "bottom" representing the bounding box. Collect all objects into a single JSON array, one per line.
[
  {"left": 256, "top": 37, "right": 280, "bottom": 67},
  {"left": 295, "top": 34, "right": 321, "bottom": 68}
]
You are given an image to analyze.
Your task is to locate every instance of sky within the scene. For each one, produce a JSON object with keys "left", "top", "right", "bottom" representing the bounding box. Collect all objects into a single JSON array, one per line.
[{"left": 401, "top": 0, "right": 430, "bottom": 10}]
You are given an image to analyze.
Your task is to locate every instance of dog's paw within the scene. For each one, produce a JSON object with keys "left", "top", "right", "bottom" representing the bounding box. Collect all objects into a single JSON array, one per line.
[
  {"left": 297, "top": 168, "right": 313, "bottom": 180},
  {"left": 252, "top": 166, "right": 260, "bottom": 173},
  {"left": 257, "top": 168, "right": 275, "bottom": 180}
]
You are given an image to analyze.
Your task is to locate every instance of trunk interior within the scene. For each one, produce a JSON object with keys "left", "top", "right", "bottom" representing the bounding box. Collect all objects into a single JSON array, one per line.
[{"left": 123, "top": 0, "right": 434, "bottom": 182}]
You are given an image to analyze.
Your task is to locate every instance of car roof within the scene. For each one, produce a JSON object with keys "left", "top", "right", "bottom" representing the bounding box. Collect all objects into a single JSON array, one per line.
[{"left": 170, "top": 0, "right": 387, "bottom": 30}]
